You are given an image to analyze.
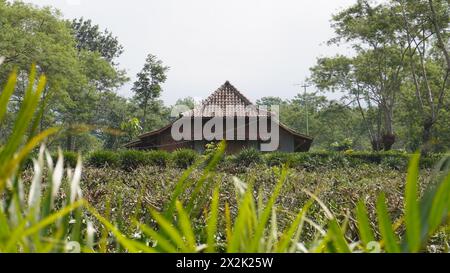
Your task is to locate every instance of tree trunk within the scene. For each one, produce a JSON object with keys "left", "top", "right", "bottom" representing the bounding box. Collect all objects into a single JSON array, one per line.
[
  {"left": 382, "top": 133, "right": 396, "bottom": 151},
  {"left": 382, "top": 104, "right": 395, "bottom": 151},
  {"left": 142, "top": 101, "right": 148, "bottom": 130},
  {"left": 421, "top": 118, "right": 434, "bottom": 154},
  {"left": 371, "top": 138, "right": 383, "bottom": 152}
]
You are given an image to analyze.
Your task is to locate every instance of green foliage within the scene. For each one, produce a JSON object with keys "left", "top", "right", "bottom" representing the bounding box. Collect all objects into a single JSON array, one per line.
[
  {"left": 0, "top": 1, "right": 132, "bottom": 152},
  {"left": 309, "top": 0, "right": 450, "bottom": 152},
  {"left": 1, "top": 0, "right": 450, "bottom": 253},
  {"left": 233, "top": 148, "right": 264, "bottom": 167},
  {"left": 87, "top": 150, "right": 120, "bottom": 168},
  {"left": 171, "top": 149, "right": 199, "bottom": 169},
  {"left": 145, "top": 150, "right": 170, "bottom": 168},
  {"left": 0, "top": 69, "right": 86, "bottom": 253},
  {"left": 264, "top": 152, "right": 294, "bottom": 167},
  {"left": 90, "top": 142, "right": 450, "bottom": 253},
  {"left": 330, "top": 138, "right": 353, "bottom": 152},
  {"left": 119, "top": 150, "right": 149, "bottom": 171},
  {"left": 0, "top": 67, "right": 57, "bottom": 189},
  {"left": 88, "top": 149, "right": 170, "bottom": 170},
  {"left": 381, "top": 155, "right": 408, "bottom": 171},
  {"left": 57, "top": 151, "right": 78, "bottom": 168},
  {"left": 84, "top": 149, "right": 442, "bottom": 171},
  {"left": 71, "top": 17, "right": 124, "bottom": 65},
  {"left": 132, "top": 54, "right": 169, "bottom": 131},
  {"left": 120, "top": 117, "right": 142, "bottom": 141}
]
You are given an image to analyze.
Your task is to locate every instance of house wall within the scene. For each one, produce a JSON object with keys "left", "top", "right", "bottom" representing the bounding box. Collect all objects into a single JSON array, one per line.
[
  {"left": 277, "top": 128, "right": 295, "bottom": 152},
  {"left": 156, "top": 127, "right": 193, "bottom": 152},
  {"left": 134, "top": 117, "right": 310, "bottom": 153}
]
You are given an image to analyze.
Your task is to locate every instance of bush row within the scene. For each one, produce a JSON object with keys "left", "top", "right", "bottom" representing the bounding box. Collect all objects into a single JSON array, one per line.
[
  {"left": 83, "top": 148, "right": 446, "bottom": 171},
  {"left": 24, "top": 148, "right": 445, "bottom": 171},
  {"left": 86, "top": 149, "right": 198, "bottom": 170},
  {"left": 259, "top": 150, "right": 444, "bottom": 170}
]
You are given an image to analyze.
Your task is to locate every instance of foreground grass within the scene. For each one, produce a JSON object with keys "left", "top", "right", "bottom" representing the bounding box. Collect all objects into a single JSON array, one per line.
[
  {"left": 73, "top": 165, "right": 446, "bottom": 252},
  {"left": 22, "top": 160, "right": 448, "bottom": 252}
]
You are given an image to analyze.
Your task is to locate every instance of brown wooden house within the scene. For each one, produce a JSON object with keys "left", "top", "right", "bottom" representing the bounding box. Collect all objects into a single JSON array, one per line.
[{"left": 125, "top": 82, "right": 313, "bottom": 153}]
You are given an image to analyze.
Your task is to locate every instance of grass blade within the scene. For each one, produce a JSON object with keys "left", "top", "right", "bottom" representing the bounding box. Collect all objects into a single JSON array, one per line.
[
  {"left": 150, "top": 209, "right": 188, "bottom": 252},
  {"left": 0, "top": 70, "right": 17, "bottom": 124},
  {"left": 404, "top": 153, "right": 421, "bottom": 252},
  {"left": 206, "top": 186, "right": 220, "bottom": 253},
  {"left": 175, "top": 200, "right": 196, "bottom": 251},
  {"left": 376, "top": 194, "right": 400, "bottom": 253},
  {"left": 249, "top": 166, "right": 287, "bottom": 251},
  {"left": 356, "top": 200, "right": 375, "bottom": 246}
]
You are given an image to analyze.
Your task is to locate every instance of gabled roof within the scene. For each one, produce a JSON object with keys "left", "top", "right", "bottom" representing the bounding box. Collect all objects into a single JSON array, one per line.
[
  {"left": 204, "top": 81, "right": 252, "bottom": 108},
  {"left": 125, "top": 81, "right": 314, "bottom": 148},
  {"left": 186, "top": 81, "right": 269, "bottom": 117}
]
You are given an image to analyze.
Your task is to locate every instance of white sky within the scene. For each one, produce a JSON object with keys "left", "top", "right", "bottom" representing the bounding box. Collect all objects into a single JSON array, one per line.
[{"left": 22, "top": 0, "right": 356, "bottom": 105}]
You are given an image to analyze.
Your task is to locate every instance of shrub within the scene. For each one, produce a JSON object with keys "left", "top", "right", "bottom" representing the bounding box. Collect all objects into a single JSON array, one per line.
[
  {"left": 330, "top": 138, "right": 353, "bottom": 151},
  {"left": 381, "top": 155, "right": 408, "bottom": 170},
  {"left": 171, "top": 149, "right": 199, "bottom": 169},
  {"left": 145, "top": 150, "right": 170, "bottom": 168},
  {"left": 87, "top": 150, "right": 120, "bottom": 168},
  {"left": 233, "top": 148, "right": 264, "bottom": 167},
  {"left": 264, "top": 152, "right": 294, "bottom": 167},
  {"left": 119, "top": 150, "right": 148, "bottom": 171},
  {"left": 326, "top": 152, "right": 351, "bottom": 167},
  {"left": 56, "top": 151, "right": 78, "bottom": 168}
]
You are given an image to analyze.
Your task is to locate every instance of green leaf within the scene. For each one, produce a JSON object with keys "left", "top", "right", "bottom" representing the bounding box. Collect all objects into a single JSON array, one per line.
[
  {"left": 150, "top": 209, "right": 189, "bottom": 252},
  {"left": 175, "top": 200, "right": 196, "bottom": 251},
  {"left": 0, "top": 70, "right": 17, "bottom": 124},
  {"left": 227, "top": 189, "right": 253, "bottom": 253},
  {"left": 86, "top": 203, "right": 141, "bottom": 253},
  {"left": 276, "top": 199, "right": 313, "bottom": 252},
  {"left": 404, "top": 153, "right": 421, "bottom": 252},
  {"left": 376, "top": 194, "right": 400, "bottom": 253},
  {"left": 206, "top": 186, "right": 220, "bottom": 253},
  {"left": 249, "top": 166, "right": 288, "bottom": 252},
  {"left": 137, "top": 222, "right": 176, "bottom": 253},
  {"left": 356, "top": 200, "right": 375, "bottom": 246},
  {"left": 327, "top": 219, "right": 351, "bottom": 253}
]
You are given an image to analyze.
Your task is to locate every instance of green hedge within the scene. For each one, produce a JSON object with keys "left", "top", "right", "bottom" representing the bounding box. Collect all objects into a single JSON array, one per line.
[
  {"left": 82, "top": 149, "right": 445, "bottom": 171},
  {"left": 86, "top": 150, "right": 170, "bottom": 170},
  {"left": 119, "top": 150, "right": 170, "bottom": 171},
  {"left": 146, "top": 150, "right": 170, "bottom": 168},
  {"left": 233, "top": 148, "right": 264, "bottom": 167},
  {"left": 87, "top": 150, "right": 120, "bottom": 168},
  {"left": 171, "top": 149, "right": 199, "bottom": 169},
  {"left": 119, "top": 150, "right": 149, "bottom": 171}
]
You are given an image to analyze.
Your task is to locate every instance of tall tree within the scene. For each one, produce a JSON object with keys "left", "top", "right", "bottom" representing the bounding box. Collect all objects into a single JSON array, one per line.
[
  {"left": 395, "top": 0, "right": 449, "bottom": 152},
  {"left": 71, "top": 18, "right": 124, "bottom": 65},
  {"left": 65, "top": 17, "right": 129, "bottom": 150},
  {"left": 0, "top": 0, "right": 85, "bottom": 142},
  {"left": 0, "top": 2, "right": 131, "bottom": 151},
  {"left": 132, "top": 54, "right": 169, "bottom": 130},
  {"left": 311, "top": 0, "right": 409, "bottom": 150}
]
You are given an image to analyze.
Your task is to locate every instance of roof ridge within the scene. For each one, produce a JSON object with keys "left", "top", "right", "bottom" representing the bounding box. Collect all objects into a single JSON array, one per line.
[{"left": 202, "top": 81, "right": 253, "bottom": 107}]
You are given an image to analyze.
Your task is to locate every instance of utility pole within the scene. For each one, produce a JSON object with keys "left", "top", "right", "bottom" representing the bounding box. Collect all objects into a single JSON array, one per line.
[
  {"left": 302, "top": 83, "right": 310, "bottom": 135},
  {"left": 294, "top": 83, "right": 310, "bottom": 135}
]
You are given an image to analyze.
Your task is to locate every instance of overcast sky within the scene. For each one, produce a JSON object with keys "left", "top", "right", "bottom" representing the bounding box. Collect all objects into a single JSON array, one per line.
[{"left": 23, "top": 0, "right": 356, "bottom": 105}]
